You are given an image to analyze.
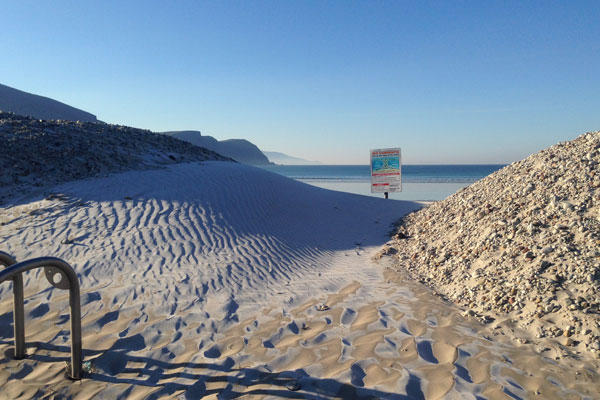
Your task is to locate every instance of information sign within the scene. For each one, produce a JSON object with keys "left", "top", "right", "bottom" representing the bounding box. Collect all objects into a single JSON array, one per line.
[{"left": 370, "top": 148, "right": 402, "bottom": 193}]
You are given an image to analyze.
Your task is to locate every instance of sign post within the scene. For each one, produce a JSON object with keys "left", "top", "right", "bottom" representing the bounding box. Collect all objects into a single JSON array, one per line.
[{"left": 370, "top": 148, "right": 401, "bottom": 199}]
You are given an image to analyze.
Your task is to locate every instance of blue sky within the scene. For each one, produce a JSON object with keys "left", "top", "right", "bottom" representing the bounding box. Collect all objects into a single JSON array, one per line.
[{"left": 2, "top": 1, "right": 599, "bottom": 164}]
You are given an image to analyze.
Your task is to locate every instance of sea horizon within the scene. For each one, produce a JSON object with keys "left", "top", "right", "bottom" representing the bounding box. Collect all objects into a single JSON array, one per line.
[{"left": 260, "top": 164, "right": 506, "bottom": 201}]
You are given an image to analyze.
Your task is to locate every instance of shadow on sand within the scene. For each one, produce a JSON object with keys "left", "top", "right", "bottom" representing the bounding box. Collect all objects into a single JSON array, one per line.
[{"left": 0, "top": 336, "right": 425, "bottom": 399}]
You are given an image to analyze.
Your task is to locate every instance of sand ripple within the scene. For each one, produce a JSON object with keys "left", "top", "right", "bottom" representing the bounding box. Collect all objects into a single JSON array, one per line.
[{"left": 1, "top": 162, "right": 598, "bottom": 398}]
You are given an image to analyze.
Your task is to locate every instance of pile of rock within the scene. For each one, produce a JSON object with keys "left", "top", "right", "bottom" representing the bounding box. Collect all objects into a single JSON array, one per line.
[
  {"left": 389, "top": 131, "right": 600, "bottom": 357},
  {"left": 0, "top": 112, "right": 232, "bottom": 202}
]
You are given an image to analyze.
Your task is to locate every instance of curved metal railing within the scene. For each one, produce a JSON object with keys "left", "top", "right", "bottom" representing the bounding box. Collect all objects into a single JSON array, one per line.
[{"left": 0, "top": 252, "right": 82, "bottom": 380}]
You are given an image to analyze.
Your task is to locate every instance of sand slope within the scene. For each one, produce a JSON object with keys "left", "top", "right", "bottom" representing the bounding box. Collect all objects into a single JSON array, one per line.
[
  {"left": 1, "top": 162, "right": 598, "bottom": 399},
  {"left": 1, "top": 162, "right": 419, "bottom": 316},
  {"left": 0, "top": 162, "right": 416, "bottom": 397}
]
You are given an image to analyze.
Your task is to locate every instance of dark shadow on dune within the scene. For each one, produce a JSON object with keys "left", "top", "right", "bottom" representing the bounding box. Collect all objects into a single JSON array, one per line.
[
  {"left": 0, "top": 338, "right": 425, "bottom": 399},
  {"left": 415, "top": 339, "right": 438, "bottom": 364},
  {"left": 0, "top": 312, "right": 14, "bottom": 339},
  {"left": 1, "top": 164, "right": 423, "bottom": 255}
]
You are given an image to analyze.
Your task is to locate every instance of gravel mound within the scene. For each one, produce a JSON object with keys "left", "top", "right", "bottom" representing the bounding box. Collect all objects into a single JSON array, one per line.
[
  {"left": 0, "top": 112, "right": 232, "bottom": 203},
  {"left": 389, "top": 131, "right": 600, "bottom": 358}
]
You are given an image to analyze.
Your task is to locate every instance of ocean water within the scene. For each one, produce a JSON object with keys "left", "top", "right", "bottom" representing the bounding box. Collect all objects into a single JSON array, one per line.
[{"left": 260, "top": 165, "right": 506, "bottom": 201}]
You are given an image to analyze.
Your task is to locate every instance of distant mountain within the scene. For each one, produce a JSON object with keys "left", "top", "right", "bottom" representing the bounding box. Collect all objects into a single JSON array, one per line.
[
  {"left": 162, "top": 130, "right": 272, "bottom": 165},
  {"left": 264, "top": 151, "right": 321, "bottom": 165},
  {"left": 0, "top": 83, "right": 97, "bottom": 122}
]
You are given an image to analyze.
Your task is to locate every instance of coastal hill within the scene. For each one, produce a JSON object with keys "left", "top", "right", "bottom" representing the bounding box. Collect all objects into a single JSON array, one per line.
[
  {"left": 162, "top": 130, "right": 272, "bottom": 165},
  {"left": 0, "top": 112, "right": 231, "bottom": 203},
  {"left": 390, "top": 130, "right": 600, "bottom": 357},
  {"left": 0, "top": 83, "right": 278, "bottom": 166},
  {"left": 0, "top": 83, "right": 97, "bottom": 122},
  {"left": 263, "top": 151, "right": 320, "bottom": 165}
]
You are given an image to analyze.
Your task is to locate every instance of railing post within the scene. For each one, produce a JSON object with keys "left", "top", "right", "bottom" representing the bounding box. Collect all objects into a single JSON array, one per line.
[
  {"left": 12, "top": 273, "right": 25, "bottom": 360},
  {"left": 0, "top": 252, "right": 25, "bottom": 359},
  {"left": 66, "top": 269, "right": 82, "bottom": 380},
  {"left": 0, "top": 256, "right": 82, "bottom": 379}
]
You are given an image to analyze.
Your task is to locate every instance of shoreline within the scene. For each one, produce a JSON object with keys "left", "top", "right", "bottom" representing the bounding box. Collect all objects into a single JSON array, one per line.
[{"left": 297, "top": 180, "right": 470, "bottom": 202}]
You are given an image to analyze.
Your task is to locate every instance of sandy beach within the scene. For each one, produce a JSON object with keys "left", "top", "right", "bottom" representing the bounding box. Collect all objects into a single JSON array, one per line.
[
  {"left": 3, "top": 1, "right": 600, "bottom": 397},
  {"left": 1, "top": 158, "right": 599, "bottom": 399}
]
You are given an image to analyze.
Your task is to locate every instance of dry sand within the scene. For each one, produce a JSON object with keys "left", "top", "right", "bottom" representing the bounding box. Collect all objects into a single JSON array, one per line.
[{"left": 1, "top": 162, "right": 599, "bottom": 399}]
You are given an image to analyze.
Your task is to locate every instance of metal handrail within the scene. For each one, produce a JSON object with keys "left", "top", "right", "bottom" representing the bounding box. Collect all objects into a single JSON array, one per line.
[
  {"left": 0, "top": 253, "right": 82, "bottom": 380},
  {"left": 0, "top": 251, "right": 23, "bottom": 360}
]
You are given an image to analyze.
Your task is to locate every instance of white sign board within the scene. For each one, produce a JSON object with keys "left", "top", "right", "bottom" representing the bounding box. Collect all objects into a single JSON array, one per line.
[{"left": 370, "top": 148, "right": 402, "bottom": 193}]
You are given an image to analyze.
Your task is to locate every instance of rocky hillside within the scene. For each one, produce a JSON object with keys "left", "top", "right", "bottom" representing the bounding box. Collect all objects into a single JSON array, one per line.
[
  {"left": 388, "top": 131, "right": 600, "bottom": 358},
  {"left": 0, "top": 112, "right": 232, "bottom": 203},
  {"left": 162, "top": 130, "right": 272, "bottom": 165},
  {"left": 0, "top": 83, "right": 97, "bottom": 122}
]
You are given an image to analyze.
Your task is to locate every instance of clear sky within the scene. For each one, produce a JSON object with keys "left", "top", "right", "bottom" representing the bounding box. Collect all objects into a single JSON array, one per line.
[{"left": 2, "top": 1, "right": 599, "bottom": 164}]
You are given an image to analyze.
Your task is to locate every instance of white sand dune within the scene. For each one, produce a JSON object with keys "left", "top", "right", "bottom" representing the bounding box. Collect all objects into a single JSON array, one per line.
[
  {"left": 1, "top": 162, "right": 419, "bottom": 321},
  {"left": 1, "top": 162, "right": 598, "bottom": 399}
]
